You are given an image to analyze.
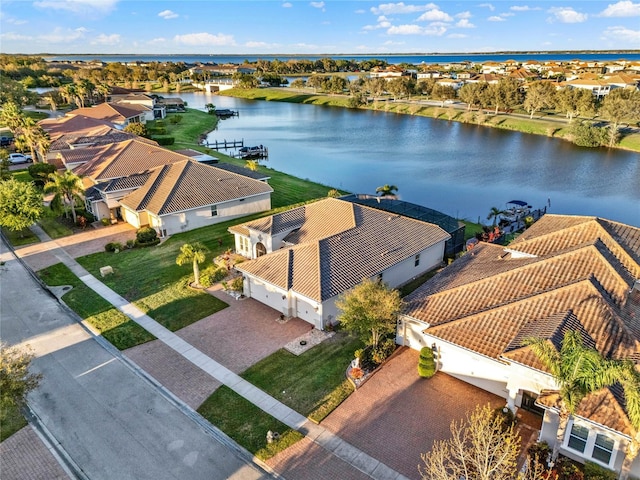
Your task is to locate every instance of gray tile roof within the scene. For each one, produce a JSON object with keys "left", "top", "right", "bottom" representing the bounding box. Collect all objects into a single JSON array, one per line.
[
  {"left": 213, "top": 162, "right": 271, "bottom": 181},
  {"left": 235, "top": 198, "right": 451, "bottom": 302},
  {"left": 119, "top": 160, "right": 273, "bottom": 216}
]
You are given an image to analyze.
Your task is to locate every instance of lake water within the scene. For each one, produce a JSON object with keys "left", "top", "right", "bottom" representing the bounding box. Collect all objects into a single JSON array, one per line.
[{"left": 169, "top": 92, "right": 640, "bottom": 227}]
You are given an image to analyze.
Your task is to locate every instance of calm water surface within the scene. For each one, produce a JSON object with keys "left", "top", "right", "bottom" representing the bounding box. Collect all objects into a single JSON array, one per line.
[{"left": 171, "top": 92, "right": 639, "bottom": 227}]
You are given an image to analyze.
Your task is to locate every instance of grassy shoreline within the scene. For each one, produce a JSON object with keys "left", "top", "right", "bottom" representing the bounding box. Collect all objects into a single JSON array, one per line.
[{"left": 220, "top": 87, "right": 640, "bottom": 153}]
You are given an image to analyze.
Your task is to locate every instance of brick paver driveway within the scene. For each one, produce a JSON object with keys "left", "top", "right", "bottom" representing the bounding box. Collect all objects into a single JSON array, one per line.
[
  {"left": 125, "top": 285, "right": 312, "bottom": 408},
  {"left": 320, "top": 347, "right": 504, "bottom": 480}
]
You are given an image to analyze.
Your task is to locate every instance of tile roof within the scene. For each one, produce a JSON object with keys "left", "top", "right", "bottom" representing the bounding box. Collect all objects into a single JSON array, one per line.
[
  {"left": 402, "top": 213, "right": 640, "bottom": 434},
  {"left": 119, "top": 160, "right": 273, "bottom": 216},
  {"left": 40, "top": 114, "right": 116, "bottom": 140},
  {"left": 72, "top": 139, "right": 189, "bottom": 182},
  {"left": 213, "top": 162, "right": 271, "bottom": 181},
  {"left": 69, "top": 103, "right": 149, "bottom": 123},
  {"left": 235, "top": 198, "right": 450, "bottom": 302},
  {"left": 50, "top": 129, "right": 139, "bottom": 152}
]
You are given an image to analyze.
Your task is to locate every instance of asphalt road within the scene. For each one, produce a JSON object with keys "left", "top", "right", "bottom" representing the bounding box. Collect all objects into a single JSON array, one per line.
[{"left": 0, "top": 238, "right": 270, "bottom": 480}]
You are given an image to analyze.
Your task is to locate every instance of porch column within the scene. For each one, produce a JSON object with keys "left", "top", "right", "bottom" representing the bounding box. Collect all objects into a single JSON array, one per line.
[{"left": 506, "top": 387, "right": 518, "bottom": 411}]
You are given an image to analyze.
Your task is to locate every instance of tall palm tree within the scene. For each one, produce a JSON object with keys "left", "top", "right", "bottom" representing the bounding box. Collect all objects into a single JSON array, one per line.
[
  {"left": 376, "top": 184, "right": 398, "bottom": 197},
  {"left": 176, "top": 243, "right": 207, "bottom": 287},
  {"left": 487, "top": 206, "right": 504, "bottom": 226},
  {"left": 526, "top": 330, "right": 630, "bottom": 462},
  {"left": 44, "top": 170, "right": 84, "bottom": 223}
]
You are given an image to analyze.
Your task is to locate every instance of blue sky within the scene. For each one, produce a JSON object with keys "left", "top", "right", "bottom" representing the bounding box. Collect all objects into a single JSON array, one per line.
[{"left": 1, "top": 1, "right": 639, "bottom": 54}]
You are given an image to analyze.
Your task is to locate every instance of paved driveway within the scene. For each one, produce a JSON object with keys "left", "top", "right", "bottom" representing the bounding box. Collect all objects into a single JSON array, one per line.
[
  {"left": 320, "top": 347, "right": 505, "bottom": 480},
  {"left": 125, "top": 285, "right": 312, "bottom": 408}
]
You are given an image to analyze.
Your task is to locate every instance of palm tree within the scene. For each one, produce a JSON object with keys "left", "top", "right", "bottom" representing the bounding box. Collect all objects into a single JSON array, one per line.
[
  {"left": 487, "top": 206, "right": 504, "bottom": 226},
  {"left": 44, "top": 170, "right": 84, "bottom": 223},
  {"left": 526, "top": 330, "right": 628, "bottom": 462},
  {"left": 176, "top": 242, "right": 207, "bottom": 287},
  {"left": 59, "top": 84, "right": 79, "bottom": 108},
  {"left": 245, "top": 160, "right": 259, "bottom": 171},
  {"left": 376, "top": 184, "right": 398, "bottom": 197}
]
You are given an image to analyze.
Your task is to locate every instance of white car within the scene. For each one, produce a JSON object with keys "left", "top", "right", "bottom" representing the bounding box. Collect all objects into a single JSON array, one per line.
[{"left": 8, "top": 153, "right": 32, "bottom": 164}]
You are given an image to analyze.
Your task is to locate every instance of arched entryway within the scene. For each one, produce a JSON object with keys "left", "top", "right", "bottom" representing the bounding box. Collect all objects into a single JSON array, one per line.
[{"left": 255, "top": 242, "right": 267, "bottom": 257}]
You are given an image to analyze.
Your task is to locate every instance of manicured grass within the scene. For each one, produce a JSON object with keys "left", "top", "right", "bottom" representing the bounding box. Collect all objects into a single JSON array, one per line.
[
  {"left": 10, "top": 170, "right": 33, "bottom": 183},
  {"left": 146, "top": 108, "right": 218, "bottom": 150},
  {"left": 198, "top": 332, "right": 362, "bottom": 459},
  {"left": 461, "top": 220, "right": 485, "bottom": 241},
  {"left": 76, "top": 242, "right": 229, "bottom": 331},
  {"left": 619, "top": 132, "right": 640, "bottom": 151},
  {"left": 221, "top": 88, "right": 353, "bottom": 108},
  {"left": 37, "top": 263, "right": 155, "bottom": 350},
  {"left": 0, "top": 402, "right": 27, "bottom": 442},
  {"left": 1, "top": 227, "right": 38, "bottom": 246},
  {"left": 399, "top": 268, "right": 441, "bottom": 297},
  {"left": 198, "top": 387, "right": 304, "bottom": 461},
  {"left": 38, "top": 214, "right": 73, "bottom": 239}
]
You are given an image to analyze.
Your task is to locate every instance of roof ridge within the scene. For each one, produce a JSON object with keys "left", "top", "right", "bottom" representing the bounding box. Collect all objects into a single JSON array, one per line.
[{"left": 157, "top": 160, "right": 190, "bottom": 215}]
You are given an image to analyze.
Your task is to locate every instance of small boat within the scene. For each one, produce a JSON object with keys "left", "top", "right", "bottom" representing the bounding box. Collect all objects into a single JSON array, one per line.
[
  {"left": 238, "top": 145, "right": 268, "bottom": 159},
  {"left": 501, "top": 200, "right": 531, "bottom": 222},
  {"left": 215, "top": 109, "right": 238, "bottom": 117}
]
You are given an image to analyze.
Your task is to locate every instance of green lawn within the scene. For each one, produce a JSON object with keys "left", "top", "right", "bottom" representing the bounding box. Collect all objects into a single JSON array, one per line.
[
  {"left": 37, "top": 263, "right": 155, "bottom": 350},
  {"left": 1, "top": 227, "right": 38, "bottom": 246},
  {"left": 10, "top": 170, "right": 33, "bottom": 183},
  {"left": 38, "top": 213, "right": 74, "bottom": 239},
  {"left": 0, "top": 402, "right": 27, "bottom": 442},
  {"left": 147, "top": 108, "right": 218, "bottom": 151},
  {"left": 198, "top": 387, "right": 304, "bottom": 461},
  {"left": 198, "top": 332, "right": 362, "bottom": 459},
  {"left": 221, "top": 88, "right": 353, "bottom": 108}
]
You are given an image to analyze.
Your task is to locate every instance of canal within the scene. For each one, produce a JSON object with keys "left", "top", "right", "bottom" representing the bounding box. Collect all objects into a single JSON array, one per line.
[{"left": 169, "top": 92, "right": 639, "bottom": 226}]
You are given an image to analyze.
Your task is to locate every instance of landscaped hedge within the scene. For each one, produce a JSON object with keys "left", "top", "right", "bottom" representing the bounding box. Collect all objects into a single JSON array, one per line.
[
  {"left": 418, "top": 346, "right": 436, "bottom": 378},
  {"left": 152, "top": 136, "right": 175, "bottom": 146}
]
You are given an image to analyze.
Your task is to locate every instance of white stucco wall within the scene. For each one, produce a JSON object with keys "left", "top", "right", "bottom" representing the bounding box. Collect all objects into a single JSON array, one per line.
[
  {"left": 381, "top": 241, "right": 445, "bottom": 288},
  {"left": 151, "top": 194, "right": 271, "bottom": 236}
]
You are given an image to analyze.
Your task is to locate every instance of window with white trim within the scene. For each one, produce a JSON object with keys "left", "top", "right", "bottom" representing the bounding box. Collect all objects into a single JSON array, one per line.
[
  {"left": 567, "top": 424, "right": 588, "bottom": 453},
  {"left": 211, "top": 205, "right": 218, "bottom": 217},
  {"left": 592, "top": 434, "right": 614, "bottom": 464}
]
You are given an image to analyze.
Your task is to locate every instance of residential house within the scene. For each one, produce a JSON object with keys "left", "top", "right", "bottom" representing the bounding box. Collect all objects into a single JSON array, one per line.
[
  {"left": 119, "top": 160, "right": 273, "bottom": 237},
  {"left": 435, "top": 78, "right": 465, "bottom": 90},
  {"left": 110, "top": 93, "right": 166, "bottom": 120},
  {"left": 69, "top": 102, "right": 151, "bottom": 126},
  {"left": 561, "top": 78, "right": 612, "bottom": 99},
  {"left": 229, "top": 198, "right": 450, "bottom": 329},
  {"left": 399, "top": 214, "right": 640, "bottom": 477},
  {"left": 467, "top": 73, "right": 501, "bottom": 85}
]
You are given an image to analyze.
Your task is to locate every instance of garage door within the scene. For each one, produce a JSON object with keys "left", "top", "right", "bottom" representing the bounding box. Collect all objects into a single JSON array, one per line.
[{"left": 249, "top": 279, "right": 285, "bottom": 313}]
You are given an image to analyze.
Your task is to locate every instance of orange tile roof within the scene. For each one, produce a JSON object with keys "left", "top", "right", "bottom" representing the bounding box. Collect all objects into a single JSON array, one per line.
[
  {"left": 235, "top": 198, "right": 450, "bottom": 302},
  {"left": 69, "top": 103, "right": 149, "bottom": 123},
  {"left": 119, "top": 160, "right": 273, "bottom": 216}
]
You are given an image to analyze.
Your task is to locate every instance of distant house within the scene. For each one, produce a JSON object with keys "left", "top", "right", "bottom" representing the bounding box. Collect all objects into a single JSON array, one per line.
[
  {"left": 119, "top": 160, "right": 273, "bottom": 237},
  {"left": 69, "top": 103, "right": 151, "bottom": 126},
  {"left": 110, "top": 93, "right": 166, "bottom": 120},
  {"left": 399, "top": 214, "right": 640, "bottom": 477},
  {"left": 229, "top": 198, "right": 450, "bottom": 329}
]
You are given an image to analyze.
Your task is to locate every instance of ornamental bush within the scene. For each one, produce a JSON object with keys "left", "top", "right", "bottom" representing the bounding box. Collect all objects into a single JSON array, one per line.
[
  {"left": 104, "top": 242, "right": 122, "bottom": 252},
  {"left": 418, "top": 346, "right": 436, "bottom": 378},
  {"left": 136, "top": 227, "right": 157, "bottom": 244},
  {"left": 583, "top": 462, "right": 616, "bottom": 480}
]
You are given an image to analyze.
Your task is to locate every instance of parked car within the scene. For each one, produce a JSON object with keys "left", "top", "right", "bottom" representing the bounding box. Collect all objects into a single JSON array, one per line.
[
  {"left": 8, "top": 153, "right": 33, "bottom": 164},
  {"left": 0, "top": 136, "right": 12, "bottom": 147}
]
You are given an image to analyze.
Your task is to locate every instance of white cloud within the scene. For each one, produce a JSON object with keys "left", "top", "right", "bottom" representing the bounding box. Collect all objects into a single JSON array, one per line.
[
  {"left": 416, "top": 8, "right": 453, "bottom": 22},
  {"left": 0, "top": 32, "right": 32, "bottom": 41},
  {"left": 547, "top": 7, "right": 587, "bottom": 23},
  {"left": 355, "top": 9, "right": 366, "bottom": 14},
  {"left": 5, "top": 18, "right": 28, "bottom": 25},
  {"left": 40, "top": 27, "right": 88, "bottom": 43},
  {"left": 387, "top": 23, "right": 446, "bottom": 35},
  {"left": 456, "top": 18, "right": 474, "bottom": 28},
  {"left": 456, "top": 11, "right": 472, "bottom": 19},
  {"left": 371, "top": 2, "right": 437, "bottom": 15},
  {"left": 158, "top": 10, "right": 178, "bottom": 20},
  {"left": 598, "top": 1, "right": 640, "bottom": 17},
  {"left": 91, "top": 33, "right": 121, "bottom": 45},
  {"left": 34, "top": 0, "right": 118, "bottom": 16},
  {"left": 173, "top": 32, "right": 235, "bottom": 46},
  {"left": 383, "top": 40, "right": 405, "bottom": 45},
  {"left": 447, "top": 33, "right": 468, "bottom": 38},
  {"left": 362, "top": 15, "right": 391, "bottom": 30},
  {"left": 478, "top": 3, "right": 495, "bottom": 11},
  {"left": 510, "top": 5, "right": 540, "bottom": 11},
  {"left": 601, "top": 25, "right": 640, "bottom": 42},
  {"left": 282, "top": 2, "right": 293, "bottom": 7},
  {"left": 245, "top": 41, "right": 280, "bottom": 48},
  {"left": 310, "top": 1, "right": 325, "bottom": 8},
  {"left": 148, "top": 38, "right": 167, "bottom": 45},
  {"left": 488, "top": 15, "right": 505, "bottom": 21}
]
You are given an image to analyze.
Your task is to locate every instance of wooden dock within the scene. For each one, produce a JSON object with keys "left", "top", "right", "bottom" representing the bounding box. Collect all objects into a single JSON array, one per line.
[
  {"left": 215, "top": 109, "right": 239, "bottom": 117},
  {"left": 203, "top": 139, "right": 244, "bottom": 150}
]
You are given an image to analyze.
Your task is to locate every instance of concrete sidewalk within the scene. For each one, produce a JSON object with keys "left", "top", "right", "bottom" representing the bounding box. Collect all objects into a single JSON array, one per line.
[{"left": 23, "top": 225, "right": 409, "bottom": 480}]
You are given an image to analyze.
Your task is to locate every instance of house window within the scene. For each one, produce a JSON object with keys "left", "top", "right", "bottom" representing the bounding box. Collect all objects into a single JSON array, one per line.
[
  {"left": 211, "top": 205, "right": 218, "bottom": 217},
  {"left": 592, "top": 434, "right": 614, "bottom": 464},
  {"left": 415, "top": 254, "right": 420, "bottom": 267},
  {"left": 567, "top": 424, "right": 589, "bottom": 453}
]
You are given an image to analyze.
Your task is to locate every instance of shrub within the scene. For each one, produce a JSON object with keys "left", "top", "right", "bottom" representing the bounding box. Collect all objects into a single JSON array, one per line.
[
  {"left": 492, "top": 406, "right": 516, "bottom": 431},
  {"left": 101, "top": 218, "right": 110, "bottom": 226},
  {"left": 134, "top": 238, "right": 160, "bottom": 248},
  {"left": 418, "top": 346, "right": 436, "bottom": 378},
  {"left": 147, "top": 127, "right": 167, "bottom": 135},
  {"left": 28, "top": 163, "right": 56, "bottom": 187},
  {"left": 583, "top": 462, "right": 616, "bottom": 480},
  {"left": 354, "top": 348, "right": 364, "bottom": 360},
  {"left": 556, "top": 457, "right": 584, "bottom": 480},
  {"left": 527, "top": 441, "right": 551, "bottom": 471},
  {"left": 372, "top": 338, "right": 396, "bottom": 364},
  {"left": 136, "top": 226, "right": 158, "bottom": 244},
  {"left": 76, "top": 215, "right": 87, "bottom": 229},
  {"left": 231, "top": 276, "right": 244, "bottom": 292},
  {"left": 198, "top": 266, "right": 228, "bottom": 288},
  {"left": 569, "top": 121, "right": 607, "bottom": 148},
  {"left": 104, "top": 242, "right": 122, "bottom": 252},
  {"left": 152, "top": 136, "right": 175, "bottom": 146},
  {"left": 125, "top": 239, "right": 135, "bottom": 249}
]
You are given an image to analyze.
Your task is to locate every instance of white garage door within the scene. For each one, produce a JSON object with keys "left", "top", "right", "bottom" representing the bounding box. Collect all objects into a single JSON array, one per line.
[{"left": 249, "top": 279, "right": 286, "bottom": 313}]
